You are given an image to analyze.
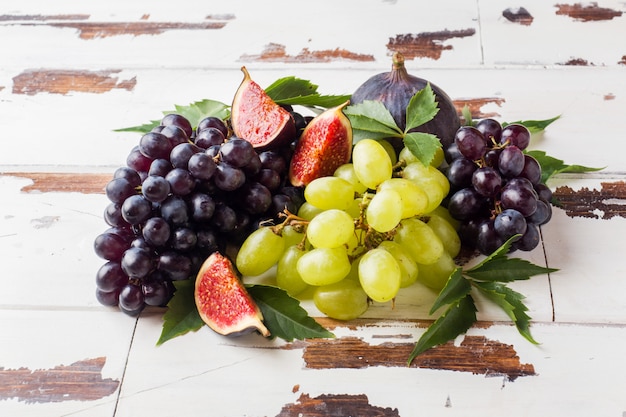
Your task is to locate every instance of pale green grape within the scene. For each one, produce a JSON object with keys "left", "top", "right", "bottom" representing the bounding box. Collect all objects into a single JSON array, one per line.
[
  {"left": 276, "top": 245, "right": 309, "bottom": 296},
  {"left": 365, "top": 189, "right": 402, "bottom": 233},
  {"left": 402, "top": 162, "right": 447, "bottom": 213},
  {"left": 313, "top": 279, "right": 369, "bottom": 320},
  {"left": 306, "top": 209, "right": 355, "bottom": 248},
  {"left": 345, "top": 197, "right": 363, "bottom": 219},
  {"left": 236, "top": 226, "right": 285, "bottom": 276},
  {"left": 378, "top": 139, "right": 398, "bottom": 165},
  {"left": 334, "top": 163, "right": 368, "bottom": 194},
  {"left": 417, "top": 250, "right": 457, "bottom": 291},
  {"left": 378, "top": 178, "right": 429, "bottom": 218},
  {"left": 352, "top": 139, "right": 393, "bottom": 189},
  {"left": 430, "top": 146, "right": 445, "bottom": 168},
  {"left": 398, "top": 146, "right": 418, "bottom": 164},
  {"left": 358, "top": 248, "right": 401, "bottom": 303},
  {"left": 378, "top": 240, "right": 419, "bottom": 288},
  {"left": 427, "top": 205, "right": 460, "bottom": 230},
  {"left": 304, "top": 176, "right": 355, "bottom": 211},
  {"left": 281, "top": 224, "right": 305, "bottom": 248},
  {"left": 297, "top": 246, "right": 351, "bottom": 286},
  {"left": 297, "top": 201, "right": 324, "bottom": 220},
  {"left": 394, "top": 218, "right": 444, "bottom": 265},
  {"left": 427, "top": 214, "right": 461, "bottom": 258}
]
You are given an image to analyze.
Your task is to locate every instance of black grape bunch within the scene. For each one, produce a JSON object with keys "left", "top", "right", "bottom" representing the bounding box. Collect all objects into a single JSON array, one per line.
[{"left": 444, "top": 119, "right": 553, "bottom": 255}]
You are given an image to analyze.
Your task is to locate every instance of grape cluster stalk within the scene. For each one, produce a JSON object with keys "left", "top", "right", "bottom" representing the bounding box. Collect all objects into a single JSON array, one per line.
[{"left": 94, "top": 112, "right": 306, "bottom": 315}]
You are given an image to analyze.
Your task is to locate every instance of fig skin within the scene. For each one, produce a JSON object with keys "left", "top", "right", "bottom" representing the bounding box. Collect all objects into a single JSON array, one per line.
[
  {"left": 350, "top": 52, "right": 460, "bottom": 149},
  {"left": 231, "top": 66, "right": 297, "bottom": 151},
  {"left": 194, "top": 252, "right": 270, "bottom": 337},
  {"left": 288, "top": 101, "right": 353, "bottom": 187}
]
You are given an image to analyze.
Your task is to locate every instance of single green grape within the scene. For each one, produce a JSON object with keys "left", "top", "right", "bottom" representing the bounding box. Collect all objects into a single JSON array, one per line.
[
  {"left": 236, "top": 226, "right": 285, "bottom": 276},
  {"left": 313, "top": 279, "right": 369, "bottom": 320},
  {"left": 304, "top": 176, "right": 355, "bottom": 211},
  {"left": 358, "top": 248, "right": 401, "bottom": 303},
  {"left": 394, "top": 218, "right": 444, "bottom": 265},
  {"left": 306, "top": 209, "right": 355, "bottom": 248},
  {"left": 430, "top": 146, "right": 445, "bottom": 168},
  {"left": 297, "top": 201, "right": 324, "bottom": 220},
  {"left": 366, "top": 188, "right": 403, "bottom": 233},
  {"left": 427, "top": 205, "right": 460, "bottom": 230},
  {"left": 378, "top": 139, "right": 398, "bottom": 165},
  {"left": 426, "top": 214, "right": 461, "bottom": 258},
  {"left": 334, "top": 163, "right": 368, "bottom": 194},
  {"left": 352, "top": 139, "right": 393, "bottom": 189},
  {"left": 378, "top": 240, "right": 419, "bottom": 288},
  {"left": 378, "top": 178, "right": 429, "bottom": 218},
  {"left": 297, "top": 246, "right": 351, "bottom": 286},
  {"left": 276, "top": 245, "right": 309, "bottom": 296},
  {"left": 281, "top": 224, "right": 305, "bottom": 248},
  {"left": 402, "top": 163, "right": 446, "bottom": 213},
  {"left": 345, "top": 197, "right": 363, "bottom": 219},
  {"left": 398, "top": 146, "right": 418, "bottom": 165},
  {"left": 417, "top": 250, "right": 457, "bottom": 291}
]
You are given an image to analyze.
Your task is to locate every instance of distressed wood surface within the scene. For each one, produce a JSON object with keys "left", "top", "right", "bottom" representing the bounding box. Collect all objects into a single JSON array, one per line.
[{"left": 1, "top": 0, "right": 626, "bottom": 416}]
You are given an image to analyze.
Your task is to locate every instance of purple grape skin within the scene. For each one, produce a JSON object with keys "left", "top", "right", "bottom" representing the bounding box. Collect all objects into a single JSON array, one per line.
[
  {"left": 454, "top": 126, "right": 488, "bottom": 160},
  {"left": 94, "top": 232, "right": 130, "bottom": 261},
  {"left": 118, "top": 283, "right": 145, "bottom": 315},
  {"left": 476, "top": 219, "right": 506, "bottom": 256},
  {"left": 120, "top": 247, "right": 154, "bottom": 279},
  {"left": 161, "top": 113, "right": 193, "bottom": 139},
  {"left": 520, "top": 155, "right": 542, "bottom": 185},
  {"left": 500, "top": 123, "right": 531, "bottom": 150},
  {"left": 446, "top": 158, "right": 477, "bottom": 188},
  {"left": 105, "top": 177, "right": 136, "bottom": 204},
  {"left": 447, "top": 188, "right": 484, "bottom": 220},
  {"left": 498, "top": 145, "right": 525, "bottom": 177},
  {"left": 194, "top": 127, "right": 225, "bottom": 149},
  {"left": 494, "top": 208, "right": 527, "bottom": 240},
  {"left": 472, "top": 166, "right": 502, "bottom": 197},
  {"left": 142, "top": 175, "right": 170, "bottom": 203},
  {"left": 121, "top": 194, "right": 152, "bottom": 225},
  {"left": 500, "top": 182, "right": 538, "bottom": 217},
  {"left": 476, "top": 118, "right": 502, "bottom": 143},
  {"left": 142, "top": 216, "right": 171, "bottom": 247},
  {"left": 96, "top": 261, "right": 128, "bottom": 292}
]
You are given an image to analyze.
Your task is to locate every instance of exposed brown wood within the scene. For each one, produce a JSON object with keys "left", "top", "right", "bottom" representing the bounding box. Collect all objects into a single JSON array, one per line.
[
  {"left": 3, "top": 172, "right": 110, "bottom": 194},
  {"left": 277, "top": 393, "right": 400, "bottom": 417},
  {"left": 302, "top": 335, "right": 535, "bottom": 381},
  {"left": 559, "top": 58, "right": 592, "bottom": 66},
  {"left": 453, "top": 97, "right": 505, "bottom": 121},
  {"left": 604, "top": 93, "right": 616, "bottom": 100},
  {"left": 47, "top": 21, "right": 229, "bottom": 39},
  {"left": 387, "top": 29, "right": 476, "bottom": 60},
  {"left": 0, "top": 357, "right": 119, "bottom": 403},
  {"left": 555, "top": 3, "right": 623, "bottom": 22},
  {"left": 0, "top": 14, "right": 90, "bottom": 21},
  {"left": 503, "top": 7, "right": 534, "bottom": 26},
  {"left": 619, "top": 55, "right": 626, "bottom": 65},
  {"left": 553, "top": 181, "right": 626, "bottom": 219},
  {"left": 12, "top": 69, "right": 136, "bottom": 95},
  {"left": 240, "top": 43, "right": 375, "bottom": 63}
]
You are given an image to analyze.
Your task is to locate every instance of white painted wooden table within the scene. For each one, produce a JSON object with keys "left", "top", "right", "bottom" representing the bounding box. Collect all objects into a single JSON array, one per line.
[{"left": 1, "top": 1, "right": 626, "bottom": 416}]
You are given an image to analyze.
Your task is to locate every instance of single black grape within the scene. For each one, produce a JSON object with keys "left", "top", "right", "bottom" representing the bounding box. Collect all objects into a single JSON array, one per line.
[
  {"left": 170, "top": 143, "right": 202, "bottom": 169},
  {"left": 142, "top": 175, "right": 170, "bottom": 203},
  {"left": 165, "top": 168, "right": 195, "bottom": 196},
  {"left": 120, "top": 247, "right": 154, "bottom": 279},
  {"left": 126, "top": 146, "right": 153, "bottom": 173},
  {"left": 148, "top": 159, "right": 173, "bottom": 177},
  {"left": 211, "top": 203, "right": 237, "bottom": 233},
  {"left": 142, "top": 216, "right": 171, "bottom": 247},
  {"left": 220, "top": 138, "right": 256, "bottom": 168},
  {"left": 121, "top": 194, "right": 152, "bottom": 225},
  {"left": 500, "top": 123, "right": 531, "bottom": 150},
  {"left": 259, "top": 150, "right": 287, "bottom": 173},
  {"left": 113, "top": 166, "right": 142, "bottom": 187},
  {"left": 161, "top": 114, "right": 193, "bottom": 139},
  {"left": 239, "top": 182, "right": 272, "bottom": 214},
  {"left": 476, "top": 219, "right": 506, "bottom": 255},
  {"left": 158, "top": 251, "right": 192, "bottom": 281},
  {"left": 214, "top": 163, "right": 246, "bottom": 191},
  {"left": 170, "top": 227, "right": 198, "bottom": 252},
  {"left": 447, "top": 188, "right": 484, "bottom": 220},
  {"left": 160, "top": 195, "right": 189, "bottom": 225},
  {"left": 527, "top": 199, "right": 552, "bottom": 225},
  {"left": 520, "top": 155, "right": 542, "bottom": 185},
  {"left": 476, "top": 118, "right": 502, "bottom": 143},
  {"left": 446, "top": 157, "right": 477, "bottom": 188},
  {"left": 139, "top": 131, "right": 172, "bottom": 160},
  {"left": 96, "top": 261, "right": 128, "bottom": 292},
  {"left": 500, "top": 182, "right": 538, "bottom": 217},
  {"left": 498, "top": 145, "right": 525, "bottom": 177},
  {"left": 472, "top": 166, "right": 502, "bottom": 197},
  {"left": 94, "top": 231, "right": 131, "bottom": 261},
  {"left": 188, "top": 192, "right": 216, "bottom": 222},
  {"left": 104, "top": 203, "right": 127, "bottom": 228},
  {"left": 454, "top": 126, "right": 488, "bottom": 161},
  {"left": 160, "top": 124, "right": 189, "bottom": 148},
  {"left": 197, "top": 116, "right": 228, "bottom": 137},
  {"left": 494, "top": 208, "right": 527, "bottom": 240},
  {"left": 515, "top": 222, "right": 540, "bottom": 251},
  {"left": 255, "top": 168, "right": 282, "bottom": 191},
  {"left": 105, "top": 177, "right": 136, "bottom": 204},
  {"left": 194, "top": 127, "right": 225, "bottom": 149},
  {"left": 118, "top": 283, "right": 145, "bottom": 315}
]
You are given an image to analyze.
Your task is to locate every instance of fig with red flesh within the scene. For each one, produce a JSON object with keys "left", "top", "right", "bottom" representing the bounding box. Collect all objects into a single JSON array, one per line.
[
  {"left": 288, "top": 101, "right": 352, "bottom": 187},
  {"left": 350, "top": 52, "right": 460, "bottom": 149},
  {"left": 194, "top": 252, "right": 270, "bottom": 337},
  {"left": 231, "top": 66, "right": 296, "bottom": 150}
]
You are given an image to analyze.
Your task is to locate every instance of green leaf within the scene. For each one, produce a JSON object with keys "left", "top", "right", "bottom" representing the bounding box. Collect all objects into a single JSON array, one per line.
[
  {"left": 404, "top": 83, "right": 439, "bottom": 132},
  {"left": 465, "top": 256, "right": 558, "bottom": 282},
  {"left": 347, "top": 114, "right": 403, "bottom": 138},
  {"left": 429, "top": 267, "right": 471, "bottom": 314},
  {"left": 247, "top": 285, "right": 334, "bottom": 341},
  {"left": 475, "top": 282, "right": 539, "bottom": 344},
  {"left": 265, "top": 76, "right": 351, "bottom": 108},
  {"left": 115, "top": 99, "right": 230, "bottom": 134},
  {"left": 156, "top": 280, "right": 204, "bottom": 346},
  {"left": 525, "top": 149, "right": 605, "bottom": 183},
  {"left": 461, "top": 105, "right": 474, "bottom": 126},
  {"left": 345, "top": 101, "right": 402, "bottom": 132},
  {"left": 467, "top": 235, "right": 519, "bottom": 271},
  {"left": 403, "top": 132, "right": 441, "bottom": 166},
  {"left": 503, "top": 115, "right": 561, "bottom": 134},
  {"left": 408, "top": 295, "right": 477, "bottom": 365}
]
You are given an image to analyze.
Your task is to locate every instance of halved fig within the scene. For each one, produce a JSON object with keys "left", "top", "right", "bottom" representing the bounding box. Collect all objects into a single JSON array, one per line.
[
  {"left": 231, "top": 66, "right": 296, "bottom": 150},
  {"left": 194, "top": 252, "right": 270, "bottom": 337},
  {"left": 288, "top": 101, "right": 352, "bottom": 187}
]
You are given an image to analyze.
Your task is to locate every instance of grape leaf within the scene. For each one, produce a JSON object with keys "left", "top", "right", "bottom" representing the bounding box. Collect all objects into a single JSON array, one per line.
[
  {"left": 408, "top": 295, "right": 477, "bottom": 365},
  {"left": 115, "top": 99, "right": 230, "bottom": 134},
  {"left": 156, "top": 280, "right": 204, "bottom": 346},
  {"left": 525, "top": 149, "right": 605, "bottom": 183},
  {"left": 429, "top": 267, "right": 471, "bottom": 314},
  {"left": 465, "top": 256, "right": 558, "bottom": 282},
  {"left": 265, "top": 76, "right": 351, "bottom": 108},
  {"left": 404, "top": 83, "right": 439, "bottom": 132},
  {"left": 247, "top": 285, "right": 334, "bottom": 341},
  {"left": 475, "top": 282, "right": 538, "bottom": 344},
  {"left": 503, "top": 115, "right": 561, "bottom": 133},
  {"left": 461, "top": 104, "right": 474, "bottom": 126},
  {"left": 403, "top": 132, "right": 441, "bottom": 166}
]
